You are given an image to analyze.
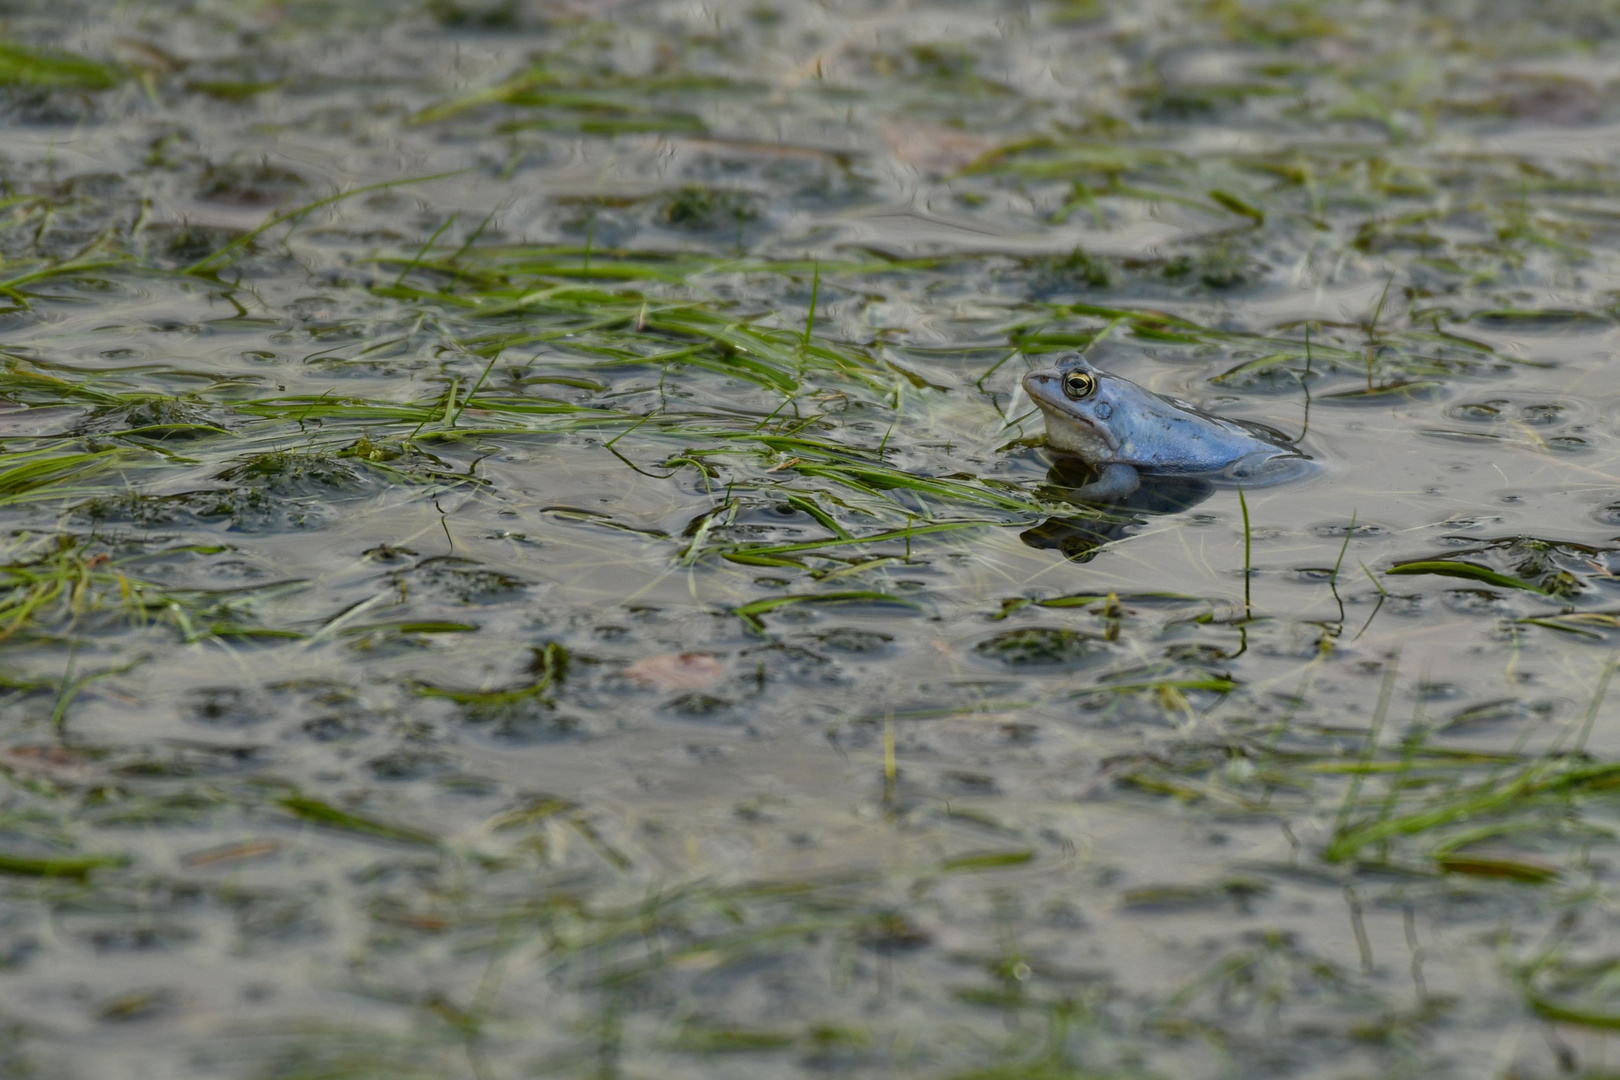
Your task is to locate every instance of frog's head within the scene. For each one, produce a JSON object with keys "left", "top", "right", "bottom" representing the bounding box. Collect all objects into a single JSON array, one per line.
[{"left": 1022, "top": 354, "right": 1127, "bottom": 458}]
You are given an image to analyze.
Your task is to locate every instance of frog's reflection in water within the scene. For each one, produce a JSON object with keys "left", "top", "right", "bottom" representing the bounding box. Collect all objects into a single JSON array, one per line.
[{"left": 1020, "top": 456, "right": 1215, "bottom": 563}]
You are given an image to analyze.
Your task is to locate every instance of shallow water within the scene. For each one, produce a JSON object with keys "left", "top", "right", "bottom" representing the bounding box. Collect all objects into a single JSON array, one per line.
[{"left": 4, "top": 1, "right": 1620, "bottom": 1077}]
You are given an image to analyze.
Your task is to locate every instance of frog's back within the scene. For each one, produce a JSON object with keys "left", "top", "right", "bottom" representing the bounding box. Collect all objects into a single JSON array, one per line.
[{"left": 1112, "top": 397, "right": 1300, "bottom": 476}]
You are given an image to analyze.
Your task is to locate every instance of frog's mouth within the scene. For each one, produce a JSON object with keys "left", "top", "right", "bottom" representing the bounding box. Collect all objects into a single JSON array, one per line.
[{"left": 1021, "top": 370, "right": 1121, "bottom": 452}]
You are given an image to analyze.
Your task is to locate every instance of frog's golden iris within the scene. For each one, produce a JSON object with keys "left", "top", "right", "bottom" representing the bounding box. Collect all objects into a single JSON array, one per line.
[{"left": 1061, "top": 370, "right": 1097, "bottom": 399}]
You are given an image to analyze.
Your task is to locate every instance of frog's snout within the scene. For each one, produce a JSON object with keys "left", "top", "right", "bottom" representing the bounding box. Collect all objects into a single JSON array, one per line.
[{"left": 1021, "top": 369, "right": 1055, "bottom": 401}]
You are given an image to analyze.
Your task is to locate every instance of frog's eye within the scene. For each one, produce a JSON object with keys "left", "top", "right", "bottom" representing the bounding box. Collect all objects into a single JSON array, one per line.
[{"left": 1061, "top": 371, "right": 1097, "bottom": 400}]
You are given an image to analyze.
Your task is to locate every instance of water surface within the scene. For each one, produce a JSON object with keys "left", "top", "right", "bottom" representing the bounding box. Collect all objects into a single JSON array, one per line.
[{"left": 3, "top": 2, "right": 1620, "bottom": 1077}]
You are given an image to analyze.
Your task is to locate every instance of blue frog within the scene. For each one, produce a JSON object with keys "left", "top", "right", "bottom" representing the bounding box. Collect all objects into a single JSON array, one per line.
[{"left": 1022, "top": 355, "right": 1308, "bottom": 501}]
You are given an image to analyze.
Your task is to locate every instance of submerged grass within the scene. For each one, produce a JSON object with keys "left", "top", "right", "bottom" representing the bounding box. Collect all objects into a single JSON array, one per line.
[{"left": 1109, "top": 653, "right": 1620, "bottom": 897}]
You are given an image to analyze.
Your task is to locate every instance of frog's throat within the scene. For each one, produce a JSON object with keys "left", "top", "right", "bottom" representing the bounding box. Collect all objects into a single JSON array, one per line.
[
  {"left": 1023, "top": 372, "right": 1121, "bottom": 453},
  {"left": 1064, "top": 411, "right": 1121, "bottom": 453}
]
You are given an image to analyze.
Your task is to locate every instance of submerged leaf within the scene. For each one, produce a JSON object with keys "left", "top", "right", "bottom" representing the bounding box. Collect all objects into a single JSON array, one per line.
[
  {"left": 0, "top": 41, "right": 120, "bottom": 89},
  {"left": 1385, "top": 560, "right": 1549, "bottom": 595},
  {"left": 278, "top": 796, "right": 437, "bottom": 846},
  {"left": 1437, "top": 853, "right": 1558, "bottom": 883},
  {"left": 0, "top": 850, "right": 126, "bottom": 877},
  {"left": 939, "top": 849, "right": 1035, "bottom": 872}
]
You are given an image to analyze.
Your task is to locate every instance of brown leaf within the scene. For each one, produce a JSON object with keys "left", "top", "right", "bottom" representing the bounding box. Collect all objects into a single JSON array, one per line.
[
  {"left": 182, "top": 840, "right": 281, "bottom": 867},
  {"left": 0, "top": 745, "right": 97, "bottom": 781},
  {"left": 880, "top": 121, "right": 997, "bottom": 176},
  {"left": 625, "top": 653, "right": 724, "bottom": 692}
]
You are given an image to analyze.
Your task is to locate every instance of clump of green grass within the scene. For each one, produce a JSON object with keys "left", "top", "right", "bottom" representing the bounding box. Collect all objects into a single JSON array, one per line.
[
  {"left": 78, "top": 396, "right": 229, "bottom": 440},
  {"left": 0, "top": 532, "right": 307, "bottom": 646},
  {"left": 218, "top": 450, "right": 372, "bottom": 496},
  {"left": 0, "top": 446, "right": 133, "bottom": 508},
  {"left": 657, "top": 185, "right": 760, "bottom": 230}
]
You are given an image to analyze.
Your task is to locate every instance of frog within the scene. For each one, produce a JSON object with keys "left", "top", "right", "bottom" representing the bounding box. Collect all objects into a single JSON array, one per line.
[{"left": 1022, "top": 354, "right": 1307, "bottom": 502}]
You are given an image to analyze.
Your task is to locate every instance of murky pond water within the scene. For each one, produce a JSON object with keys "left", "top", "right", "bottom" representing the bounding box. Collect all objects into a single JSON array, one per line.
[{"left": 4, "top": 1, "right": 1620, "bottom": 1076}]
